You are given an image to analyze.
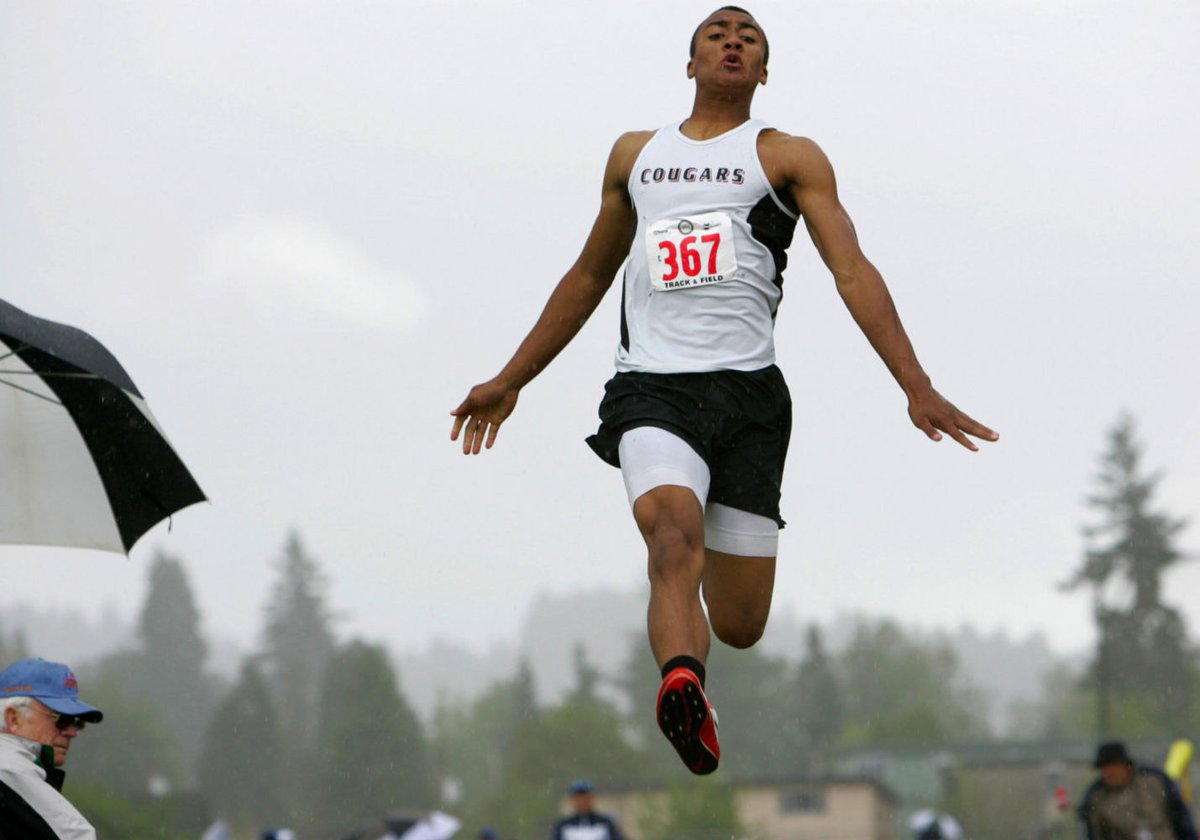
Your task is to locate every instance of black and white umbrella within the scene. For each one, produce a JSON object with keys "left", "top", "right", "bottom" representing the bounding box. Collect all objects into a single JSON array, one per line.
[{"left": 0, "top": 297, "right": 206, "bottom": 554}]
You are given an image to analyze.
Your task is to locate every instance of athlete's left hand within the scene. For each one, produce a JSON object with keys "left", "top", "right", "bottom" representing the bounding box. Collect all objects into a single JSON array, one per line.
[
  {"left": 450, "top": 378, "right": 519, "bottom": 455},
  {"left": 907, "top": 387, "right": 998, "bottom": 452}
]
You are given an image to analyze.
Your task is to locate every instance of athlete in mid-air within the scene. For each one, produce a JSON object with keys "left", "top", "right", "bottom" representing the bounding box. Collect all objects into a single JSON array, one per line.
[{"left": 451, "top": 6, "right": 998, "bottom": 774}]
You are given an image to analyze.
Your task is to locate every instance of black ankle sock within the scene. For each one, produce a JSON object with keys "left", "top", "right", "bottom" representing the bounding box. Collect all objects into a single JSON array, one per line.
[{"left": 661, "top": 655, "right": 706, "bottom": 688}]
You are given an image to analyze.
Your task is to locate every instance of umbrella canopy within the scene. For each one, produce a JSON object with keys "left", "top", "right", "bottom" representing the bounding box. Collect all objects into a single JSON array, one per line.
[{"left": 0, "top": 297, "right": 205, "bottom": 554}]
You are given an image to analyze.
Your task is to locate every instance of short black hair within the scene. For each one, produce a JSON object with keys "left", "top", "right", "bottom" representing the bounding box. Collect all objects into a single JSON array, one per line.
[{"left": 689, "top": 7, "right": 769, "bottom": 65}]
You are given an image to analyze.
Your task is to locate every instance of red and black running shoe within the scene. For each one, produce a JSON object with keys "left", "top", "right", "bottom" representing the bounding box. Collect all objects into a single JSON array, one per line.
[{"left": 656, "top": 666, "right": 719, "bottom": 775}]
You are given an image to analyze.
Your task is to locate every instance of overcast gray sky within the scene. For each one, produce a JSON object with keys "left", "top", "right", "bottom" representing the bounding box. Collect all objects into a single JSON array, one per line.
[{"left": 2, "top": 0, "right": 1197, "bottom": 661}]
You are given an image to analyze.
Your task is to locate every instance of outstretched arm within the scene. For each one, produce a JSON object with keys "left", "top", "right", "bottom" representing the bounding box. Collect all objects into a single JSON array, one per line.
[
  {"left": 775, "top": 135, "right": 998, "bottom": 451},
  {"left": 450, "top": 132, "right": 647, "bottom": 454}
]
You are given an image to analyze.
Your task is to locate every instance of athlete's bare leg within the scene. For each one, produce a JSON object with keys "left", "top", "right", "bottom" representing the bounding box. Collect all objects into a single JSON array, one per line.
[
  {"left": 702, "top": 550, "right": 776, "bottom": 649},
  {"left": 633, "top": 484, "right": 711, "bottom": 667}
]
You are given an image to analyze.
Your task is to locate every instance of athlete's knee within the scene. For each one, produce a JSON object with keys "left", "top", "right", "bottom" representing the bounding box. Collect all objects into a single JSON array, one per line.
[
  {"left": 710, "top": 610, "right": 768, "bottom": 649},
  {"left": 644, "top": 519, "right": 704, "bottom": 581},
  {"left": 636, "top": 488, "right": 705, "bottom": 578},
  {"left": 639, "top": 509, "right": 704, "bottom": 584}
]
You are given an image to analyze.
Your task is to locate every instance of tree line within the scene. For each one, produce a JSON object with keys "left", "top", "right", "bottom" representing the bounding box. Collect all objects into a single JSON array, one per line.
[{"left": 0, "top": 414, "right": 1194, "bottom": 839}]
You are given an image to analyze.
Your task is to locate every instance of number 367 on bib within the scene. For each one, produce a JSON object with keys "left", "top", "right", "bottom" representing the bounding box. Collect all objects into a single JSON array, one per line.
[{"left": 646, "top": 211, "right": 738, "bottom": 291}]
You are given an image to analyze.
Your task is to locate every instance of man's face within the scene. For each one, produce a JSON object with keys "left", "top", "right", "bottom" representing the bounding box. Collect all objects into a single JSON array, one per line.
[
  {"left": 1098, "top": 761, "right": 1134, "bottom": 788},
  {"left": 571, "top": 791, "right": 594, "bottom": 813},
  {"left": 4, "top": 699, "right": 85, "bottom": 767},
  {"left": 688, "top": 9, "right": 768, "bottom": 88}
]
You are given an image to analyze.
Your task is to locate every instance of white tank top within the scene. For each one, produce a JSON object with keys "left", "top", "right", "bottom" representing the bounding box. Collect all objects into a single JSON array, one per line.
[{"left": 615, "top": 118, "right": 799, "bottom": 373}]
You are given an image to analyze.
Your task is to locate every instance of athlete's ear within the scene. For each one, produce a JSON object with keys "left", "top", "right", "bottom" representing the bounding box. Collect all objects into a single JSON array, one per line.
[
  {"left": 687, "top": 58, "right": 696, "bottom": 79},
  {"left": 759, "top": 65, "right": 768, "bottom": 86}
]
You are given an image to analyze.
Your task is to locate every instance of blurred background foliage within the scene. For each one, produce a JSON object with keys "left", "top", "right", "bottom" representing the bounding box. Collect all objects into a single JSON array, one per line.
[{"left": 3, "top": 414, "right": 1195, "bottom": 838}]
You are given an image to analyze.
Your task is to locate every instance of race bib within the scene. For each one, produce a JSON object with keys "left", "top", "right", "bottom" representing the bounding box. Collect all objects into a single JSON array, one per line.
[{"left": 646, "top": 211, "right": 738, "bottom": 291}]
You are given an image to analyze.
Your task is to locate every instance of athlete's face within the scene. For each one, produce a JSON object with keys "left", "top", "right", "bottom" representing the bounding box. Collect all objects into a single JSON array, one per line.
[{"left": 687, "top": 10, "right": 768, "bottom": 89}]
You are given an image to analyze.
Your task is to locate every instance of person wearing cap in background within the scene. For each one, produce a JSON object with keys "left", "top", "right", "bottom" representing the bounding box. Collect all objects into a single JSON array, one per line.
[
  {"left": 1078, "top": 740, "right": 1197, "bottom": 840},
  {"left": 0, "top": 657, "right": 104, "bottom": 840},
  {"left": 550, "top": 779, "right": 625, "bottom": 840}
]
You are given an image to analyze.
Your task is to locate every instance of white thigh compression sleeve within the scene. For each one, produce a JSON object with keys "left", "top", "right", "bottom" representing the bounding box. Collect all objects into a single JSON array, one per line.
[
  {"left": 618, "top": 426, "right": 710, "bottom": 509},
  {"left": 618, "top": 427, "right": 779, "bottom": 557},
  {"left": 703, "top": 502, "right": 779, "bottom": 558}
]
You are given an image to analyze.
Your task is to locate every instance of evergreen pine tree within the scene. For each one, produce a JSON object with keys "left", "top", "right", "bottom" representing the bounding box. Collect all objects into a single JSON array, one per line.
[
  {"left": 510, "top": 658, "right": 538, "bottom": 726},
  {"left": 795, "top": 625, "right": 843, "bottom": 767},
  {"left": 197, "top": 660, "right": 286, "bottom": 833},
  {"left": 1064, "top": 414, "right": 1195, "bottom": 733},
  {"left": 312, "top": 641, "right": 433, "bottom": 834},
  {"left": 569, "top": 642, "right": 601, "bottom": 705},
  {"left": 135, "top": 551, "right": 212, "bottom": 770},
  {"left": 259, "top": 531, "right": 338, "bottom": 820},
  {"left": 261, "top": 531, "right": 337, "bottom": 746}
]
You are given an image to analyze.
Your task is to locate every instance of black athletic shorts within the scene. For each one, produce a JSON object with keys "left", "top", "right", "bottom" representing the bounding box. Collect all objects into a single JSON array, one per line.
[{"left": 585, "top": 365, "right": 791, "bottom": 527}]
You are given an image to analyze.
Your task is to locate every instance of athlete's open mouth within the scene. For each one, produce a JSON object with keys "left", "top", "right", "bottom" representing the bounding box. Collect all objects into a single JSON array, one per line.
[{"left": 722, "top": 55, "right": 743, "bottom": 69}]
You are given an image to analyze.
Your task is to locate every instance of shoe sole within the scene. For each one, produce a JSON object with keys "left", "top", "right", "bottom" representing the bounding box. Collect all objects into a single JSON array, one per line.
[{"left": 657, "top": 674, "right": 719, "bottom": 775}]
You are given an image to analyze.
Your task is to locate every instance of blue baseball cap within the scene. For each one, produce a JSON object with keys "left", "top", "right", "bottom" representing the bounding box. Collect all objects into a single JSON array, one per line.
[
  {"left": 0, "top": 658, "right": 103, "bottom": 722},
  {"left": 568, "top": 778, "right": 594, "bottom": 794}
]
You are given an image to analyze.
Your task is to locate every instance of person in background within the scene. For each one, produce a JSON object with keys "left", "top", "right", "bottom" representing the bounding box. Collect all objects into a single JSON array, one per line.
[
  {"left": 550, "top": 779, "right": 625, "bottom": 840},
  {"left": 0, "top": 657, "right": 104, "bottom": 840},
  {"left": 1078, "top": 740, "right": 1196, "bottom": 840}
]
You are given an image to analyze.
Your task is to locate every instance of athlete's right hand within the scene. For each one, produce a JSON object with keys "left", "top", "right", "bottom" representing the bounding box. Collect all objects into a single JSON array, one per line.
[{"left": 450, "top": 379, "right": 519, "bottom": 455}]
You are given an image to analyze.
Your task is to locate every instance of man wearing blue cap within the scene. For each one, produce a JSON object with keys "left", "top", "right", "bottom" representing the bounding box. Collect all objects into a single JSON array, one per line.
[
  {"left": 0, "top": 657, "right": 104, "bottom": 840},
  {"left": 550, "top": 779, "right": 625, "bottom": 840}
]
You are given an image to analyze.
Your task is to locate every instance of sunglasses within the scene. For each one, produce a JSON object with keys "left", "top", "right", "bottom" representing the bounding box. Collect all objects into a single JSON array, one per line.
[{"left": 31, "top": 706, "right": 88, "bottom": 731}]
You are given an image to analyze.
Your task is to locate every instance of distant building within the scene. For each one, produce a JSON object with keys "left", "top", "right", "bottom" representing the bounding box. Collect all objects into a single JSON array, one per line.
[
  {"left": 737, "top": 776, "right": 898, "bottom": 840},
  {"left": 585, "top": 775, "right": 898, "bottom": 840},
  {"left": 833, "top": 739, "right": 1198, "bottom": 840}
]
